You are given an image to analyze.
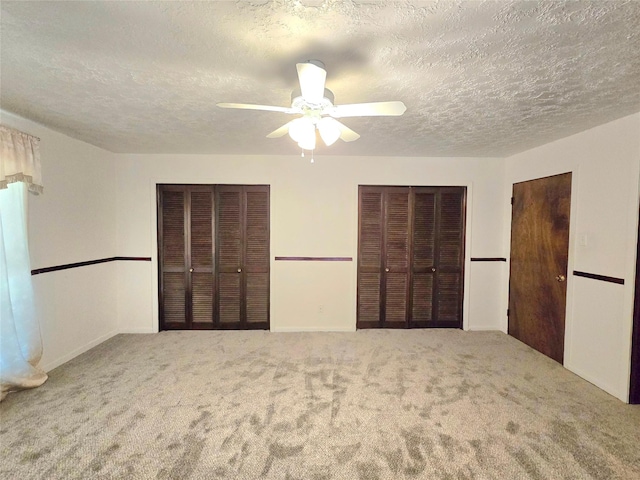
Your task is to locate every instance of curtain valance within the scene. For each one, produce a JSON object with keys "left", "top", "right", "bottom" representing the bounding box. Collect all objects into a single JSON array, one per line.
[{"left": 0, "top": 125, "right": 43, "bottom": 194}]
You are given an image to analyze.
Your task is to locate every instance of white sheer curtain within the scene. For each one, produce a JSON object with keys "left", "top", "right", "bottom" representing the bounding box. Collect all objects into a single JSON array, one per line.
[{"left": 0, "top": 125, "right": 47, "bottom": 401}]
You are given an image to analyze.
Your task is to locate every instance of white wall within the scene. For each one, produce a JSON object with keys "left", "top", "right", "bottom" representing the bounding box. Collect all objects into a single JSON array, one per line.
[
  {"left": 1, "top": 111, "right": 119, "bottom": 371},
  {"left": 504, "top": 112, "right": 640, "bottom": 402},
  {"left": 115, "top": 154, "right": 507, "bottom": 334},
  {"left": 5, "top": 108, "right": 638, "bottom": 403}
]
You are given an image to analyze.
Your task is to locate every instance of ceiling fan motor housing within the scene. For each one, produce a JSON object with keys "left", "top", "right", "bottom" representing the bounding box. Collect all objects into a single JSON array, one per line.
[{"left": 291, "top": 88, "right": 335, "bottom": 117}]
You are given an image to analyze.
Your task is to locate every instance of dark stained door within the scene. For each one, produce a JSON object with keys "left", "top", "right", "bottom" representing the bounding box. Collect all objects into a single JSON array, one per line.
[
  {"left": 215, "top": 185, "right": 270, "bottom": 329},
  {"left": 410, "top": 188, "right": 465, "bottom": 328},
  {"left": 243, "top": 186, "right": 270, "bottom": 327},
  {"left": 435, "top": 189, "right": 466, "bottom": 327},
  {"left": 630, "top": 205, "right": 640, "bottom": 404},
  {"left": 158, "top": 186, "right": 189, "bottom": 329},
  {"left": 189, "top": 187, "right": 215, "bottom": 328},
  {"left": 216, "top": 186, "right": 243, "bottom": 326},
  {"left": 508, "top": 173, "right": 572, "bottom": 363},
  {"left": 158, "top": 184, "right": 269, "bottom": 330},
  {"left": 356, "top": 187, "right": 411, "bottom": 328},
  {"left": 357, "top": 186, "right": 466, "bottom": 329},
  {"left": 357, "top": 187, "right": 384, "bottom": 327},
  {"left": 383, "top": 187, "right": 411, "bottom": 327}
]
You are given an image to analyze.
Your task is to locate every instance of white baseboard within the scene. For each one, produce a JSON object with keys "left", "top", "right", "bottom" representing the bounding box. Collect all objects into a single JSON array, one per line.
[
  {"left": 119, "top": 327, "right": 156, "bottom": 334},
  {"left": 270, "top": 326, "right": 356, "bottom": 333},
  {"left": 42, "top": 329, "right": 119, "bottom": 372},
  {"left": 564, "top": 362, "right": 627, "bottom": 403},
  {"left": 467, "top": 326, "right": 505, "bottom": 332}
]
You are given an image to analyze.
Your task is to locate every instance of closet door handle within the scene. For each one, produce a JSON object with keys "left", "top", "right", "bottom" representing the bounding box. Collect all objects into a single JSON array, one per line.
[
  {"left": 237, "top": 268, "right": 242, "bottom": 273},
  {"left": 431, "top": 267, "right": 436, "bottom": 272},
  {"left": 385, "top": 267, "right": 390, "bottom": 272},
  {"left": 189, "top": 268, "right": 194, "bottom": 273}
]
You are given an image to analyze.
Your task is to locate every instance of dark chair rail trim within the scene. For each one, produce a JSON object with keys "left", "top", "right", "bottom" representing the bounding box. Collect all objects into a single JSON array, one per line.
[
  {"left": 470, "top": 257, "right": 507, "bottom": 262},
  {"left": 31, "top": 256, "right": 151, "bottom": 275},
  {"left": 275, "top": 256, "right": 353, "bottom": 261},
  {"left": 573, "top": 270, "right": 624, "bottom": 285}
]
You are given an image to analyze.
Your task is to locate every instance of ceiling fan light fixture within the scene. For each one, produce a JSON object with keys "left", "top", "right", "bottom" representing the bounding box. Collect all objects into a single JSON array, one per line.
[
  {"left": 317, "top": 117, "right": 341, "bottom": 146},
  {"left": 288, "top": 117, "right": 313, "bottom": 143},
  {"left": 297, "top": 134, "right": 316, "bottom": 151}
]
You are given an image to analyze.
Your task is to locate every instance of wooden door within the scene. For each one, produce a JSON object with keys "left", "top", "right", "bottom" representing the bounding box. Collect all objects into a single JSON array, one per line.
[
  {"left": 158, "top": 185, "right": 215, "bottom": 329},
  {"left": 216, "top": 185, "right": 270, "bottom": 329},
  {"left": 158, "top": 186, "right": 188, "bottom": 329},
  {"left": 216, "top": 185, "right": 243, "bottom": 326},
  {"left": 158, "top": 184, "right": 269, "bottom": 330},
  {"left": 189, "top": 187, "right": 215, "bottom": 328},
  {"left": 410, "top": 188, "right": 465, "bottom": 328},
  {"left": 357, "top": 186, "right": 410, "bottom": 328},
  {"left": 629, "top": 205, "right": 640, "bottom": 404},
  {"left": 508, "top": 173, "right": 571, "bottom": 363},
  {"left": 243, "top": 186, "right": 270, "bottom": 327},
  {"left": 434, "top": 189, "right": 466, "bottom": 327},
  {"left": 410, "top": 189, "right": 436, "bottom": 326},
  {"left": 383, "top": 187, "right": 411, "bottom": 327},
  {"left": 357, "top": 187, "right": 384, "bottom": 327},
  {"left": 357, "top": 186, "right": 465, "bottom": 329}
]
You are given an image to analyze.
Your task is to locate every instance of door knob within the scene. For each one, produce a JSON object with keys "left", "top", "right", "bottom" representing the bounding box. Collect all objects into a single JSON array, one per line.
[
  {"left": 189, "top": 268, "right": 194, "bottom": 273},
  {"left": 237, "top": 268, "right": 242, "bottom": 273},
  {"left": 556, "top": 274, "right": 566, "bottom": 282},
  {"left": 432, "top": 267, "right": 436, "bottom": 272},
  {"left": 385, "top": 268, "right": 390, "bottom": 272}
]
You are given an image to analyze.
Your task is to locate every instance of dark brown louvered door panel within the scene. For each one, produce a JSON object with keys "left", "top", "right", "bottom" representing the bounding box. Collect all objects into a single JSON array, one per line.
[
  {"left": 357, "top": 185, "right": 466, "bottom": 329},
  {"left": 158, "top": 184, "right": 269, "bottom": 330},
  {"left": 216, "top": 186, "right": 243, "bottom": 327},
  {"left": 216, "top": 185, "right": 270, "bottom": 330},
  {"left": 383, "top": 188, "right": 411, "bottom": 327},
  {"left": 433, "top": 188, "right": 465, "bottom": 328},
  {"left": 189, "top": 187, "right": 215, "bottom": 328},
  {"left": 244, "top": 186, "right": 270, "bottom": 328},
  {"left": 159, "top": 186, "right": 188, "bottom": 329},
  {"left": 410, "top": 189, "right": 437, "bottom": 327},
  {"left": 357, "top": 188, "right": 384, "bottom": 328}
]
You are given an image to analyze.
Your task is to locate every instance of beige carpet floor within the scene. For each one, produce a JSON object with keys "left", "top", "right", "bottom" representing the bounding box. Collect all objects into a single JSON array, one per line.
[{"left": 1, "top": 330, "right": 640, "bottom": 479}]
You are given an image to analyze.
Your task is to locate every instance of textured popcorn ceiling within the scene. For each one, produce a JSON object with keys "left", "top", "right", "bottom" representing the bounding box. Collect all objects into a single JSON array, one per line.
[{"left": 1, "top": 0, "right": 639, "bottom": 157}]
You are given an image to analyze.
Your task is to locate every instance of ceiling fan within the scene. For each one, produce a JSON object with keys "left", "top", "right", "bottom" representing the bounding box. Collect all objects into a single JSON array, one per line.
[{"left": 217, "top": 60, "right": 406, "bottom": 151}]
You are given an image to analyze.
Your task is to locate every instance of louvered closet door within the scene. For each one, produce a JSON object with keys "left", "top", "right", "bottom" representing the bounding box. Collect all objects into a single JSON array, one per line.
[
  {"left": 435, "top": 188, "right": 465, "bottom": 327},
  {"left": 216, "top": 185, "right": 270, "bottom": 329},
  {"left": 216, "top": 186, "right": 244, "bottom": 326},
  {"left": 357, "top": 186, "right": 411, "bottom": 328},
  {"left": 410, "top": 189, "right": 437, "bottom": 327},
  {"left": 159, "top": 184, "right": 269, "bottom": 330},
  {"left": 357, "top": 187, "right": 384, "bottom": 328},
  {"left": 357, "top": 185, "right": 466, "bottom": 329},
  {"left": 383, "top": 188, "right": 411, "bottom": 327},
  {"left": 159, "top": 186, "right": 188, "bottom": 329},
  {"left": 189, "top": 187, "right": 215, "bottom": 327},
  {"left": 244, "top": 186, "right": 270, "bottom": 327}
]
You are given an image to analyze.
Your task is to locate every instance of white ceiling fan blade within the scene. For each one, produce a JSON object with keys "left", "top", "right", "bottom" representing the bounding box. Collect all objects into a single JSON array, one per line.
[
  {"left": 217, "top": 103, "right": 295, "bottom": 114},
  {"left": 333, "top": 119, "right": 360, "bottom": 142},
  {"left": 296, "top": 61, "right": 326, "bottom": 104},
  {"left": 330, "top": 101, "right": 406, "bottom": 118},
  {"left": 266, "top": 121, "right": 293, "bottom": 138}
]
